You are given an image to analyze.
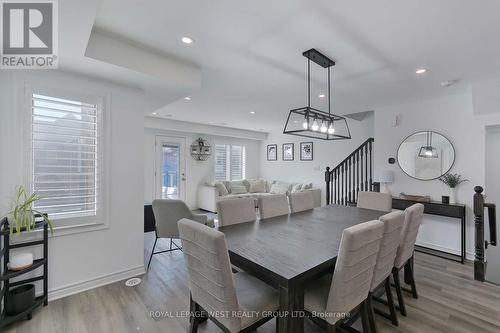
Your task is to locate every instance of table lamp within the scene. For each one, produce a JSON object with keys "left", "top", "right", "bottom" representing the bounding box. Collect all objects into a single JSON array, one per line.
[{"left": 380, "top": 170, "right": 394, "bottom": 195}]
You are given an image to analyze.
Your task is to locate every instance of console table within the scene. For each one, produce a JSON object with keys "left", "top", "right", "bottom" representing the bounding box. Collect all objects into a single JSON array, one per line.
[{"left": 392, "top": 198, "right": 466, "bottom": 264}]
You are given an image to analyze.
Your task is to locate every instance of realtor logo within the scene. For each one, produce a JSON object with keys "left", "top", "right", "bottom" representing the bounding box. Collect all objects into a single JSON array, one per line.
[{"left": 1, "top": 0, "right": 58, "bottom": 69}]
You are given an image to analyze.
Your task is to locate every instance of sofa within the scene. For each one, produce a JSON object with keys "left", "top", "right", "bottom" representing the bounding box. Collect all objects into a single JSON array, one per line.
[{"left": 197, "top": 179, "right": 321, "bottom": 213}]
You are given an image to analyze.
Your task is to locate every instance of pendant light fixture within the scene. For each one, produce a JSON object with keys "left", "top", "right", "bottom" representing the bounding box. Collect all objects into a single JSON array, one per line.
[
  {"left": 283, "top": 49, "right": 351, "bottom": 140},
  {"left": 418, "top": 131, "right": 438, "bottom": 158}
]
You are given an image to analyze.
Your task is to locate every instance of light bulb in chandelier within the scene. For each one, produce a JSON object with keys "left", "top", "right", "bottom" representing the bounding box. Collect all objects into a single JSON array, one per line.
[
  {"left": 320, "top": 121, "right": 327, "bottom": 133},
  {"left": 327, "top": 123, "right": 335, "bottom": 134},
  {"left": 302, "top": 119, "right": 309, "bottom": 129},
  {"left": 311, "top": 119, "right": 319, "bottom": 131}
]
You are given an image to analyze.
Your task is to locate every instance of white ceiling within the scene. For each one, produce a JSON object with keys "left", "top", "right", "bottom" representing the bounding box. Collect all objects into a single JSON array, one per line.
[{"left": 65, "top": 0, "right": 500, "bottom": 131}]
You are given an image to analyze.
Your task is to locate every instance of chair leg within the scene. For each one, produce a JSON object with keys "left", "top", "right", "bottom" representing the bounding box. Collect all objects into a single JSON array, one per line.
[
  {"left": 392, "top": 268, "right": 407, "bottom": 317},
  {"left": 360, "top": 300, "right": 370, "bottom": 333},
  {"left": 406, "top": 261, "right": 418, "bottom": 299},
  {"left": 169, "top": 238, "right": 173, "bottom": 251},
  {"left": 384, "top": 277, "right": 398, "bottom": 326},
  {"left": 367, "top": 293, "right": 377, "bottom": 333},
  {"left": 189, "top": 295, "right": 200, "bottom": 332},
  {"left": 147, "top": 237, "right": 158, "bottom": 270},
  {"left": 327, "top": 324, "right": 337, "bottom": 333}
]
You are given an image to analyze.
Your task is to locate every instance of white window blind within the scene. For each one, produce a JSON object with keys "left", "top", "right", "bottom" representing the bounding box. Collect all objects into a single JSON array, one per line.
[
  {"left": 214, "top": 144, "right": 246, "bottom": 181},
  {"left": 31, "top": 93, "right": 99, "bottom": 219}
]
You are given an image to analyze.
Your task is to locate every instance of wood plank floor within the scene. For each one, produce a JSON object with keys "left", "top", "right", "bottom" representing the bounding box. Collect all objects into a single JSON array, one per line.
[{"left": 5, "top": 232, "right": 500, "bottom": 333}]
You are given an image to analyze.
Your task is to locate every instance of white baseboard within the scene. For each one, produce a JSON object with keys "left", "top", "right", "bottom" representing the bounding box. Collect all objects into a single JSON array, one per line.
[
  {"left": 48, "top": 265, "right": 146, "bottom": 301},
  {"left": 416, "top": 241, "right": 474, "bottom": 261}
]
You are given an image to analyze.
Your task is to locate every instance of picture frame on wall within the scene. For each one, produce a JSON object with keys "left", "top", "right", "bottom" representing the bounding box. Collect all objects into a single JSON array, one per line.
[
  {"left": 300, "top": 142, "right": 313, "bottom": 161},
  {"left": 267, "top": 144, "right": 277, "bottom": 161},
  {"left": 282, "top": 143, "right": 294, "bottom": 161}
]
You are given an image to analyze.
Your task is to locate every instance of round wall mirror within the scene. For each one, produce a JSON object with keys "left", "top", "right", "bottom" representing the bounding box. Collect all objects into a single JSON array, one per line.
[{"left": 397, "top": 131, "right": 455, "bottom": 180}]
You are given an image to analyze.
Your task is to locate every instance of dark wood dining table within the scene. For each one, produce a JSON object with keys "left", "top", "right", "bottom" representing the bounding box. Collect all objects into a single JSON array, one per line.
[{"left": 218, "top": 204, "right": 385, "bottom": 333}]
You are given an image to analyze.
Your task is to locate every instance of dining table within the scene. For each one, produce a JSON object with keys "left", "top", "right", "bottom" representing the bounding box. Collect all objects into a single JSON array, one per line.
[{"left": 218, "top": 204, "right": 386, "bottom": 333}]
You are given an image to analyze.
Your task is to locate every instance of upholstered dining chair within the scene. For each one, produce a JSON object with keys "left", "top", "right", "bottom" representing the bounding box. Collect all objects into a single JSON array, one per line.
[
  {"left": 357, "top": 191, "right": 392, "bottom": 212},
  {"left": 304, "top": 220, "right": 385, "bottom": 333},
  {"left": 148, "top": 199, "right": 213, "bottom": 270},
  {"left": 258, "top": 194, "right": 289, "bottom": 219},
  {"left": 178, "top": 218, "right": 279, "bottom": 333},
  {"left": 217, "top": 198, "right": 256, "bottom": 226},
  {"left": 392, "top": 203, "right": 425, "bottom": 316},
  {"left": 367, "top": 210, "right": 405, "bottom": 332},
  {"left": 289, "top": 191, "right": 315, "bottom": 213}
]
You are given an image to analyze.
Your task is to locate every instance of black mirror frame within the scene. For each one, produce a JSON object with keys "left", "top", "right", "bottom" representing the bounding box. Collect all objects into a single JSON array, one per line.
[{"left": 396, "top": 130, "right": 456, "bottom": 181}]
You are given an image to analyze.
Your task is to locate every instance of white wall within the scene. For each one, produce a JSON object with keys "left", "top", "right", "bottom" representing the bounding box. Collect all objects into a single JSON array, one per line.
[
  {"left": 260, "top": 114, "right": 374, "bottom": 205},
  {"left": 374, "top": 93, "right": 500, "bottom": 259},
  {"left": 0, "top": 70, "right": 145, "bottom": 300},
  {"left": 144, "top": 119, "right": 262, "bottom": 208}
]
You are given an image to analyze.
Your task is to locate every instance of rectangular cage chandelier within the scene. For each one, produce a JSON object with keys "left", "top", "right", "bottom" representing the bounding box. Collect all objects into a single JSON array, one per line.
[{"left": 283, "top": 49, "right": 351, "bottom": 140}]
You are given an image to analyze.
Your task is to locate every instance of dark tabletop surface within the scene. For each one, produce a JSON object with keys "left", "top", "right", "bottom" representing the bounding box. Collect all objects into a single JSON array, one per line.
[{"left": 219, "top": 204, "right": 385, "bottom": 284}]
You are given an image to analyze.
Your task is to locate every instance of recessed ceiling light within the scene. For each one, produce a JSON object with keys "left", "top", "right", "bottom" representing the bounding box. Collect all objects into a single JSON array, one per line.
[
  {"left": 184, "top": 96, "right": 191, "bottom": 100},
  {"left": 249, "top": 111, "right": 255, "bottom": 114},
  {"left": 181, "top": 36, "right": 194, "bottom": 44},
  {"left": 152, "top": 112, "right": 157, "bottom": 115},
  {"left": 415, "top": 68, "right": 428, "bottom": 75},
  {"left": 318, "top": 94, "right": 326, "bottom": 98}
]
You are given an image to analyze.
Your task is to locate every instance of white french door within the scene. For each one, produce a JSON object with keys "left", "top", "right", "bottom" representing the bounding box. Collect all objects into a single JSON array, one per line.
[{"left": 155, "top": 136, "right": 186, "bottom": 201}]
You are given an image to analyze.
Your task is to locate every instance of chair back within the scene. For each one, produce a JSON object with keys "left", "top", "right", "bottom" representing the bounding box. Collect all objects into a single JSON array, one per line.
[
  {"left": 357, "top": 191, "right": 392, "bottom": 212},
  {"left": 370, "top": 211, "right": 405, "bottom": 290},
  {"left": 217, "top": 198, "right": 256, "bottom": 226},
  {"left": 326, "top": 220, "right": 384, "bottom": 316},
  {"left": 394, "top": 203, "right": 425, "bottom": 268},
  {"left": 259, "top": 194, "right": 289, "bottom": 219},
  {"left": 152, "top": 199, "right": 192, "bottom": 238},
  {"left": 289, "top": 191, "right": 314, "bottom": 213},
  {"left": 178, "top": 218, "right": 240, "bottom": 332}
]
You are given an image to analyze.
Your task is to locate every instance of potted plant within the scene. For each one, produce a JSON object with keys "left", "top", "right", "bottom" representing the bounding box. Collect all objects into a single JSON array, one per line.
[
  {"left": 439, "top": 173, "right": 468, "bottom": 204},
  {"left": 2, "top": 186, "right": 53, "bottom": 270},
  {"left": 5, "top": 186, "right": 53, "bottom": 236}
]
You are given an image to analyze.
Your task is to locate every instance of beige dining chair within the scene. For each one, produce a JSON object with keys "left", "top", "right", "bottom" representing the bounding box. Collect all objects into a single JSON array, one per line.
[
  {"left": 304, "top": 219, "right": 385, "bottom": 333},
  {"left": 392, "top": 203, "right": 424, "bottom": 316},
  {"left": 149, "top": 199, "right": 213, "bottom": 270},
  {"left": 357, "top": 191, "right": 392, "bottom": 212},
  {"left": 258, "top": 194, "right": 289, "bottom": 219},
  {"left": 178, "top": 218, "right": 279, "bottom": 333},
  {"left": 217, "top": 198, "right": 256, "bottom": 226},
  {"left": 289, "top": 191, "right": 314, "bottom": 213},
  {"left": 367, "top": 210, "right": 405, "bottom": 332}
]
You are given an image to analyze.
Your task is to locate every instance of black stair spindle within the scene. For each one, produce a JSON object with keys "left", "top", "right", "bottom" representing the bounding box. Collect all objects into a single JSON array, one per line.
[{"left": 369, "top": 140, "right": 373, "bottom": 191}]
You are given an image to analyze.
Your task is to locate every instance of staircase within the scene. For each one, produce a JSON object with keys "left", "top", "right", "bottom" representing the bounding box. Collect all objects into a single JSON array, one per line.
[{"left": 325, "top": 138, "right": 374, "bottom": 205}]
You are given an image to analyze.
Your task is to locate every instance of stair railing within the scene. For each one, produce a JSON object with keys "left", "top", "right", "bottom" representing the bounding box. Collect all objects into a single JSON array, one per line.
[
  {"left": 325, "top": 138, "right": 374, "bottom": 205},
  {"left": 473, "top": 186, "right": 497, "bottom": 281}
]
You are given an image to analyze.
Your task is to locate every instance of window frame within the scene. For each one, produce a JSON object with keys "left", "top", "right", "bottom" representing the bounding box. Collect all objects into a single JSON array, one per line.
[
  {"left": 24, "top": 83, "right": 111, "bottom": 235},
  {"left": 214, "top": 143, "right": 246, "bottom": 181}
]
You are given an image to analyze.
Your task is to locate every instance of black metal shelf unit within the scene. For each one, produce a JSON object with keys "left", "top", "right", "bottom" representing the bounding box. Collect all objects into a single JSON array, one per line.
[{"left": 0, "top": 217, "right": 48, "bottom": 327}]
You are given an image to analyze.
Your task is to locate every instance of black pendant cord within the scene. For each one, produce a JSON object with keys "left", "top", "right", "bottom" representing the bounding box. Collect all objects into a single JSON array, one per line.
[
  {"left": 307, "top": 58, "right": 311, "bottom": 108},
  {"left": 328, "top": 65, "right": 331, "bottom": 115}
]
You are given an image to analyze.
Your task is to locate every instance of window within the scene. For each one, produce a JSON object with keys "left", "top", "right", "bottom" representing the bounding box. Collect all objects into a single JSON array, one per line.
[
  {"left": 214, "top": 144, "right": 246, "bottom": 181},
  {"left": 31, "top": 93, "right": 100, "bottom": 220}
]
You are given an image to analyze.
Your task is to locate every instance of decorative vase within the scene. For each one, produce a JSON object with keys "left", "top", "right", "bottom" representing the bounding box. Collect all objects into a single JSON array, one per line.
[
  {"left": 6, "top": 284, "right": 35, "bottom": 315},
  {"left": 449, "top": 187, "right": 456, "bottom": 204}
]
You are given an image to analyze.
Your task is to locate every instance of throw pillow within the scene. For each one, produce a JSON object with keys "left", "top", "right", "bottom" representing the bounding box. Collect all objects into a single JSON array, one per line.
[
  {"left": 248, "top": 179, "right": 266, "bottom": 193},
  {"left": 301, "top": 183, "right": 313, "bottom": 190},
  {"left": 230, "top": 184, "right": 248, "bottom": 194},
  {"left": 270, "top": 183, "right": 289, "bottom": 195},
  {"left": 214, "top": 182, "right": 229, "bottom": 196},
  {"left": 291, "top": 183, "right": 303, "bottom": 193}
]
